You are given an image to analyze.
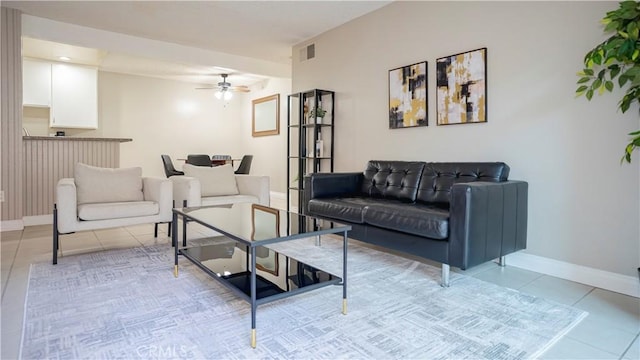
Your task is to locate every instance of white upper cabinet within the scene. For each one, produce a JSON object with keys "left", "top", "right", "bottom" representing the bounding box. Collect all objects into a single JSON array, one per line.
[
  {"left": 23, "top": 59, "right": 51, "bottom": 107},
  {"left": 23, "top": 59, "right": 98, "bottom": 129},
  {"left": 50, "top": 63, "right": 98, "bottom": 129}
]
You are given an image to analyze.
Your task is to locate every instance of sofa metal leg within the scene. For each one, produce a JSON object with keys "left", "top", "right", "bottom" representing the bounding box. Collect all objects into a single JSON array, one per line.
[
  {"left": 154, "top": 223, "right": 159, "bottom": 238},
  {"left": 498, "top": 256, "right": 506, "bottom": 267},
  {"left": 167, "top": 222, "right": 172, "bottom": 237},
  {"left": 53, "top": 204, "right": 59, "bottom": 265},
  {"left": 441, "top": 264, "right": 450, "bottom": 287}
]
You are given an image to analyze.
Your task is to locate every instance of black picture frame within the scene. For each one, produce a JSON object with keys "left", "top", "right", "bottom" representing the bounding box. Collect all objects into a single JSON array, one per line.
[
  {"left": 388, "top": 61, "right": 428, "bottom": 129},
  {"left": 436, "top": 47, "right": 487, "bottom": 125}
]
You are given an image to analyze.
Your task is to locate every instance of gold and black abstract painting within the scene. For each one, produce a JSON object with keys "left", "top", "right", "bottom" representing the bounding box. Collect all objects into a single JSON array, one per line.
[
  {"left": 436, "top": 48, "right": 487, "bottom": 125},
  {"left": 389, "top": 61, "right": 427, "bottom": 129}
]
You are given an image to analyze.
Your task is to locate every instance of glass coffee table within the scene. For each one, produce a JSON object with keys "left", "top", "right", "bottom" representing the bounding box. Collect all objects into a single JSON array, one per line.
[{"left": 171, "top": 203, "right": 351, "bottom": 348}]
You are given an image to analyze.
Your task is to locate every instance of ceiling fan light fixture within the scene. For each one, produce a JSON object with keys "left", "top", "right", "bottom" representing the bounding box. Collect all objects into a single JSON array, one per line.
[
  {"left": 214, "top": 90, "right": 223, "bottom": 99},
  {"left": 224, "top": 91, "right": 233, "bottom": 100}
]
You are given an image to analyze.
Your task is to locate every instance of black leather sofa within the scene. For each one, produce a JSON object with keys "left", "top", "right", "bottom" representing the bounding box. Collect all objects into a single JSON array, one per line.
[{"left": 303, "top": 161, "right": 528, "bottom": 286}]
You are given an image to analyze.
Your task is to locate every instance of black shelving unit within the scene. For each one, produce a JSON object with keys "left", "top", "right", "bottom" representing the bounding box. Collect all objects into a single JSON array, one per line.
[{"left": 287, "top": 89, "right": 335, "bottom": 229}]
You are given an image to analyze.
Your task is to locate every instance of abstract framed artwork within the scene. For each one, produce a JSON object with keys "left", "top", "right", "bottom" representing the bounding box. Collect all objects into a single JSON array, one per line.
[
  {"left": 389, "top": 61, "right": 427, "bottom": 129},
  {"left": 436, "top": 47, "right": 487, "bottom": 125}
]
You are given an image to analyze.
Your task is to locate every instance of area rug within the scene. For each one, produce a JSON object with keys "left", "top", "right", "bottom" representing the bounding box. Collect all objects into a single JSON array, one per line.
[{"left": 20, "top": 236, "right": 587, "bottom": 359}]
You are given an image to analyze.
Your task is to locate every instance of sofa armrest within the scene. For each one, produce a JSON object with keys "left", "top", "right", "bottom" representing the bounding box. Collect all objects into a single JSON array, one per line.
[
  {"left": 143, "top": 177, "right": 173, "bottom": 222},
  {"left": 304, "top": 172, "right": 363, "bottom": 199},
  {"left": 448, "top": 180, "right": 528, "bottom": 270},
  {"left": 170, "top": 176, "right": 201, "bottom": 207},
  {"left": 235, "top": 175, "right": 270, "bottom": 206},
  {"left": 302, "top": 172, "right": 363, "bottom": 215},
  {"left": 55, "top": 178, "right": 78, "bottom": 233}
]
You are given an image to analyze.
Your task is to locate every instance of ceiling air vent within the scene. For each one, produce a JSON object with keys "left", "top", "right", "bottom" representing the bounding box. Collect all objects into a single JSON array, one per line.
[{"left": 299, "top": 43, "right": 315, "bottom": 62}]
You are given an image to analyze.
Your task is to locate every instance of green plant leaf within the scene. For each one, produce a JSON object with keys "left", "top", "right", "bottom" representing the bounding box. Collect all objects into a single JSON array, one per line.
[
  {"left": 586, "top": 88, "right": 594, "bottom": 100},
  {"left": 610, "top": 64, "right": 622, "bottom": 78},
  {"left": 620, "top": 9, "right": 639, "bottom": 20},
  {"left": 577, "top": 77, "right": 591, "bottom": 84},
  {"left": 583, "top": 68, "right": 594, "bottom": 76},
  {"left": 618, "top": 39, "right": 631, "bottom": 56},
  {"left": 576, "top": 85, "right": 589, "bottom": 93},
  {"left": 621, "top": 97, "right": 631, "bottom": 112},
  {"left": 621, "top": 1, "right": 637, "bottom": 10},
  {"left": 628, "top": 130, "right": 640, "bottom": 135},
  {"left": 593, "top": 78, "right": 602, "bottom": 89},
  {"left": 605, "top": 80, "right": 615, "bottom": 91},
  {"left": 619, "top": 74, "right": 630, "bottom": 87},
  {"left": 605, "top": 19, "right": 620, "bottom": 32},
  {"left": 594, "top": 52, "right": 603, "bottom": 64},
  {"left": 629, "top": 77, "right": 640, "bottom": 87},
  {"left": 628, "top": 21, "right": 640, "bottom": 40},
  {"left": 623, "top": 143, "right": 635, "bottom": 163}
]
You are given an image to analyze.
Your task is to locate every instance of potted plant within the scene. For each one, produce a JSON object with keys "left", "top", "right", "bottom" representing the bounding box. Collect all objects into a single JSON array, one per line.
[
  {"left": 576, "top": 0, "right": 640, "bottom": 163},
  {"left": 309, "top": 106, "right": 326, "bottom": 124}
]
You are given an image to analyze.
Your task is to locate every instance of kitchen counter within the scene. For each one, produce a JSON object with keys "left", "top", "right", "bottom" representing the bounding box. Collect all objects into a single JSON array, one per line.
[{"left": 23, "top": 136, "right": 132, "bottom": 142}]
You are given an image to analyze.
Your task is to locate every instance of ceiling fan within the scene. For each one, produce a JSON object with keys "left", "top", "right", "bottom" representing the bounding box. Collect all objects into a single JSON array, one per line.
[{"left": 196, "top": 74, "right": 250, "bottom": 100}]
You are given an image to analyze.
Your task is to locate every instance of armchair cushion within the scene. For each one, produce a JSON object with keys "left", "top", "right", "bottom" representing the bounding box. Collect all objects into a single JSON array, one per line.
[
  {"left": 183, "top": 164, "right": 239, "bottom": 197},
  {"left": 75, "top": 163, "right": 143, "bottom": 205},
  {"left": 78, "top": 201, "right": 159, "bottom": 221}
]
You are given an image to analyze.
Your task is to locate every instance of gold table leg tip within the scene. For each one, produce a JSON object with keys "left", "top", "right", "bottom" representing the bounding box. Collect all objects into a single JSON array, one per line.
[
  {"left": 251, "top": 329, "right": 256, "bottom": 348},
  {"left": 342, "top": 299, "right": 347, "bottom": 315},
  {"left": 173, "top": 265, "right": 178, "bottom": 278}
]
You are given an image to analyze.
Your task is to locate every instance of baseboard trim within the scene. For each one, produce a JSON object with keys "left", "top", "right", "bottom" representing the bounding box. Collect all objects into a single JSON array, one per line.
[
  {"left": 508, "top": 252, "right": 640, "bottom": 298},
  {"left": 23, "top": 215, "right": 52, "bottom": 226},
  {"left": 0, "top": 219, "right": 24, "bottom": 232}
]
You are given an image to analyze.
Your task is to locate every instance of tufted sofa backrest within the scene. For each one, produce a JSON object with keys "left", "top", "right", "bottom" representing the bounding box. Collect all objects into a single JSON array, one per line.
[
  {"left": 361, "top": 161, "right": 425, "bottom": 202},
  {"left": 416, "top": 162, "right": 510, "bottom": 207}
]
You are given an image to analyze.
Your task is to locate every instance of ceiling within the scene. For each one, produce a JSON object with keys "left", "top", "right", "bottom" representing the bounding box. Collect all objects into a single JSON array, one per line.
[{"left": 4, "top": 1, "right": 392, "bottom": 87}]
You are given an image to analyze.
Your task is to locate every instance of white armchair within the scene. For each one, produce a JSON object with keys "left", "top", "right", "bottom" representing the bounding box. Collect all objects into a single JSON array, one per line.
[
  {"left": 171, "top": 164, "right": 269, "bottom": 208},
  {"left": 53, "top": 163, "right": 173, "bottom": 264}
]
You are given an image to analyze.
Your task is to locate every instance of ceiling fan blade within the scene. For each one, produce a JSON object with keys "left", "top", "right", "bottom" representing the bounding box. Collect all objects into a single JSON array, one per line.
[
  {"left": 229, "top": 86, "right": 250, "bottom": 92},
  {"left": 195, "top": 87, "right": 216, "bottom": 90}
]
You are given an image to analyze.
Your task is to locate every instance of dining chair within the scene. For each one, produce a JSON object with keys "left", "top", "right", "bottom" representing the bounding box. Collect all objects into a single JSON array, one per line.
[
  {"left": 187, "top": 154, "right": 212, "bottom": 167},
  {"left": 235, "top": 155, "right": 253, "bottom": 174},
  {"left": 161, "top": 155, "right": 185, "bottom": 177}
]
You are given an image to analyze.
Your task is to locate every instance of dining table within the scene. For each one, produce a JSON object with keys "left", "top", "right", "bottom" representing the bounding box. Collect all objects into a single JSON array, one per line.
[{"left": 178, "top": 158, "right": 241, "bottom": 167}]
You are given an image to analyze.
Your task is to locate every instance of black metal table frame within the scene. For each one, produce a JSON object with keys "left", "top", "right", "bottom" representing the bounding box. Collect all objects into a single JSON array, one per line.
[{"left": 171, "top": 208, "right": 350, "bottom": 348}]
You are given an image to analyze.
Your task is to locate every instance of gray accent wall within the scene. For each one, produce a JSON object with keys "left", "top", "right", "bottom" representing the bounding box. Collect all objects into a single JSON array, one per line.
[
  {"left": 292, "top": 1, "right": 640, "bottom": 278},
  {"left": 1, "top": 7, "right": 23, "bottom": 223}
]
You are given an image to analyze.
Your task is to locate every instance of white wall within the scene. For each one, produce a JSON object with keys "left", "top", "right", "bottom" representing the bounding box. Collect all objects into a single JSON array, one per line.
[
  {"left": 98, "top": 71, "right": 244, "bottom": 177},
  {"left": 239, "top": 77, "right": 292, "bottom": 193},
  {"left": 97, "top": 71, "right": 291, "bottom": 191},
  {"left": 293, "top": 1, "right": 640, "bottom": 278}
]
